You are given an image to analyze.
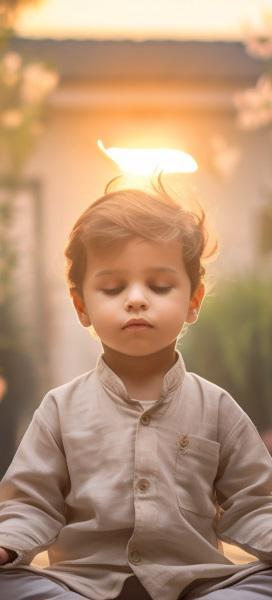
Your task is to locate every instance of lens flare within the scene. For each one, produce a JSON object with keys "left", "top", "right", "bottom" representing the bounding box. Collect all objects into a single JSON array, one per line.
[{"left": 97, "top": 140, "right": 198, "bottom": 175}]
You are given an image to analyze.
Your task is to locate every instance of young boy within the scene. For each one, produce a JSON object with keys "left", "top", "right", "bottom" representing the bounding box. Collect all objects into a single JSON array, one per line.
[{"left": 0, "top": 180, "right": 272, "bottom": 600}]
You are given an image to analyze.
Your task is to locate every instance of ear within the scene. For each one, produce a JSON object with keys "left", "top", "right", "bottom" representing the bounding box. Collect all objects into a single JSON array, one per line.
[
  {"left": 70, "top": 288, "right": 91, "bottom": 328},
  {"left": 186, "top": 283, "right": 205, "bottom": 324}
]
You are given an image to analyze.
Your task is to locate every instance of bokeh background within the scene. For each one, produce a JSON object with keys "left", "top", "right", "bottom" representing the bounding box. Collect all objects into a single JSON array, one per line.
[{"left": 1, "top": 0, "right": 272, "bottom": 477}]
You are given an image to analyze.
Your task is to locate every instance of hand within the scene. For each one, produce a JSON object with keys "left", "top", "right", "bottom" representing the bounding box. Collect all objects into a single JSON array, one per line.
[{"left": 0, "top": 547, "right": 17, "bottom": 565}]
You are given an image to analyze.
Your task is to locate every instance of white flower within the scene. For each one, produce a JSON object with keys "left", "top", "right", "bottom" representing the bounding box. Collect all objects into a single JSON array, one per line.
[
  {"left": 0, "top": 375, "right": 7, "bottom": 403},
  {"left": 234, "top": 75, "right": 272, "bottom": 130},
  {"left": 21, "top": 63, "right": 59, "bottom": 104},
  {"left": 2, "top": 51, "right": 22, "bottom": 72},
  {"left": 1, "top": 109, "right": 23, "bottom": 128},
  {"left": 246, "top": 35, "right": 272, "bottom": 59},
  {"left": 244, "top": 8, "right": 272, "bottom": 59},
  {"left": 1, "top": 51, "right": 22, "bottom": 86},
  {"left": 211, "top": 136, "right": 241, "bottom": 179}
]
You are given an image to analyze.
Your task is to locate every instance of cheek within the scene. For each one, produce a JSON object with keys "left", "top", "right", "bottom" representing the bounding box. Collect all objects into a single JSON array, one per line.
[
  {"left": 87, "top": 295, "right": 117, "bottom": 323},
  {"left": 164, "top": 293, "right": 191, "bottom": 321},
  {"left": 166, "top": 289, "right": 189, "bottom": 306}
]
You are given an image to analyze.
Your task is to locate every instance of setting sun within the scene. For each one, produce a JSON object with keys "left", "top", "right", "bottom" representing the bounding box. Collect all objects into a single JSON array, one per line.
[{"left": 97, "top": 140, "right": 198, "bottom": 175}]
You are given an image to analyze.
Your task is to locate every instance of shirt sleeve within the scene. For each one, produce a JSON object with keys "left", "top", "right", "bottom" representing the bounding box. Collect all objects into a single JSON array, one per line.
[
  {"left": 215, "top": 409, "right": 272, "bottom": 562},
  {"left": 0, "top": 395, "right": 70, "bottom": 567}
]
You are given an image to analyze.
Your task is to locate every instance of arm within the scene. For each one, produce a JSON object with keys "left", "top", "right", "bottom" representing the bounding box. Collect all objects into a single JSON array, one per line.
[
  {"left": 215, "top": 411, "right": 272, "bottom": 562},
  {"left": 0, "top": 548, "right": 17, "bottom": 565},
  {"left": 0, "top": 395, "right": 70, "bottom": 567}
]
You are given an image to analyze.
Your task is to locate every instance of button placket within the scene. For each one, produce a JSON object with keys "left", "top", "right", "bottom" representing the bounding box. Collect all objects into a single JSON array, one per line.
[{"left": 132, "top": 410, "right": 158, "bottom": 552}]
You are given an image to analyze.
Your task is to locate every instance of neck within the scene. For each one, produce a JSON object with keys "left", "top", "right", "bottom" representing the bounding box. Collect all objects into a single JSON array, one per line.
[{"left": 101, "top": 343, "right": 178, "bottom": 384}]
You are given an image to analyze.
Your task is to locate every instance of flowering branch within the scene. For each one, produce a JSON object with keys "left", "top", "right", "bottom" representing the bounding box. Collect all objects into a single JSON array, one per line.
[
  {"left": 209, "top": 9, "right": 272, "bottom": 179},
  {"left": 0, "top": 51, "right": 59, "bottom": 175},
  {"left": 234, "top": 10, "right": 272, "bottom": 131},
  {"left": 0, "top": 1, "right": 42, "bottom": 30},
  {"left": 0, "top": 1, "right": 58, "bottom": 330}
]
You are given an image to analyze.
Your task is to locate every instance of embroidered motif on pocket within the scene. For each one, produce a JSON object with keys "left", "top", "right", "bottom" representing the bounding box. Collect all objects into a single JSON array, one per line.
[{"left": 176, "top": 434, "right": 190, "bottom": 454}]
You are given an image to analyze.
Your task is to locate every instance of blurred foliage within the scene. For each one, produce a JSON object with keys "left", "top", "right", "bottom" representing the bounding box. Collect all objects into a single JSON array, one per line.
[
  {"left": 0, "top": 0, "right": 55, "bottom": 472},
  {"left": 0, "top": 0, "right": 42, "bottom": 30},
  {"left": 179, "top": 277, "right": 272, "bottom": 432},
  {"left": 0, "top": 1, "right": 58, "bottom": 311},
  {"left": 0, "top": 51, "right": 58, "bottom": 176},
  {"left": 258, "top": 202, "right": 272, "bottom": 255}
]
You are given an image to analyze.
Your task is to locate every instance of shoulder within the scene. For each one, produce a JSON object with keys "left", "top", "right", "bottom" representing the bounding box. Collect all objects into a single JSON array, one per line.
[
  {"left": 183, "top": 371, "right": 250, "bottom": 442},
  {"left": 183, "top": 370, "right": 239, "bottom": 408},
  {"left": 184, "top": 371, "right": 230, "bottom": 397},
  {"left": 47, "top": 367, "right": 97, "bottom": 399},
  {"left": 35, "top": 367, "right": 98, "bottom": 429}
]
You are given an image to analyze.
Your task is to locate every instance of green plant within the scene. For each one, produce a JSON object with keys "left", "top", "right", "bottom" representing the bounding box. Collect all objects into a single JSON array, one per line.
[{"left": 179, "top": 277, "right": 272, "bottom": 431}]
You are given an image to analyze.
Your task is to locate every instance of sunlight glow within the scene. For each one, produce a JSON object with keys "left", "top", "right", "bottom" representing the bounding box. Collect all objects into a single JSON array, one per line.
[
  {"left": 16, "top": 0, "right": 272, "bottom": 40},
  {"left": 97, "top": 140, "right": 198, "bottom": 175}
]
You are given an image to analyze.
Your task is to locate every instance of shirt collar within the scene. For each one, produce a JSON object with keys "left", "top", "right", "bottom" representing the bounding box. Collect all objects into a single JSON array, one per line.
[{"left": 95, "top": 349, "right": 186, "bottom": 404}]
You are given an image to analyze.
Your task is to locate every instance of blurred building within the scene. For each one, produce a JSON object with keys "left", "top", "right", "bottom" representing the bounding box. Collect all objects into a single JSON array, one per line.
[{"left": 9, "top": 39, "right": 272, "bottom": 388}]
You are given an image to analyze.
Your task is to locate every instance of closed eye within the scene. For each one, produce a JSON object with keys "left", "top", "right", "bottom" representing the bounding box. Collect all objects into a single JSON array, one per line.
[
  {"left": 101, "top": 288, "right": 123, "bottom": 295},
  {"left": 101, "top": 286, "right": 172, "bottom": 295},
  {"left": 151, "top": 286, "right": 172, "bottom": 294}
]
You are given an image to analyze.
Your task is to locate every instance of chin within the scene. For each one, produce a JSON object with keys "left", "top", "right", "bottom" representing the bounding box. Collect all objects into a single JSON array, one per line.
[{"left": 107, "top": 346, "right": 157, "bottom": 357}]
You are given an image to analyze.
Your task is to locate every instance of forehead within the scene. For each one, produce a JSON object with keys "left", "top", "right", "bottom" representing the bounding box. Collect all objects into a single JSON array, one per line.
[{"left": 86, "top": 237, "right": 185, "bottom": 277}]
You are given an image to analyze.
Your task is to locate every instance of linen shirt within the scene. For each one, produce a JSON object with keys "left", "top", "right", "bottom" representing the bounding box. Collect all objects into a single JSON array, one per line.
[{"left": 0, "top": 350, "right": 272, "bottom": 600}]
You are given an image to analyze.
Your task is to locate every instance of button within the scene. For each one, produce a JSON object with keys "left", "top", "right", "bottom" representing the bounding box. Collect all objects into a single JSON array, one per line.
[
  {"left": 140, "top": 414, "right": 150, "bottom": 425},
  {"left": 137, "top": 478, "right": 150, "bottom": 492},
  {"left": 130, "top": 550, "right": 142, "bottom": 564}
]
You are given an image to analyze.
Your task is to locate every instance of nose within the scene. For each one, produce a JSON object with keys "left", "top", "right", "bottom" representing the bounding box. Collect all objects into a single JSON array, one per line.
[{"left": 124, "top": 284, "right": 149, "bottom": 311}]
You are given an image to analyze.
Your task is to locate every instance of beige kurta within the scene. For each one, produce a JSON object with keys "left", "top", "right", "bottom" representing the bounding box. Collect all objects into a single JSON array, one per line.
[{"left": 0, "top": 350, "right": 272, "bottom": 600}]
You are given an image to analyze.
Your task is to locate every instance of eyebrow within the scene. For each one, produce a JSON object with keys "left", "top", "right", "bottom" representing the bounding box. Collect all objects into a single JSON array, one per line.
[{"left": 94, "top": 267, "right": 178, "bottom": 278}]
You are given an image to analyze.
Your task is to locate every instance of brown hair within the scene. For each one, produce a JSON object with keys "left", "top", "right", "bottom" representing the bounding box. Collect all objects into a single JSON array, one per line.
[{"left": 64, "top": 176, "right": 217, "bottom": 298}]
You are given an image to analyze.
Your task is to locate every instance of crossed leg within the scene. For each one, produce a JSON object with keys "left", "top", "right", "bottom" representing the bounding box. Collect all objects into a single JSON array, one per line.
[{"left": 192, "top": 568, "right": 272, "bottom": 600}]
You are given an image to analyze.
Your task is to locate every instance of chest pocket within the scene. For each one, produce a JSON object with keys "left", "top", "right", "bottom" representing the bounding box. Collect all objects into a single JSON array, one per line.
[{"left": 174, "top": 433, "right": 220, "bottom": 518}]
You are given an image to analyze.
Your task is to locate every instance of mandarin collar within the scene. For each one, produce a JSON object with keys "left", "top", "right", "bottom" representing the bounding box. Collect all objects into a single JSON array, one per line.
[{"left": 95, "top": 349, "right": 186, "bottom": 404}]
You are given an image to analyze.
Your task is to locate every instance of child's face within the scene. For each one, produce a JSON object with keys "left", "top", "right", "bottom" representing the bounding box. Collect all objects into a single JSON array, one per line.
[{"left": 72, "top": 237, "right": 204, "bottom": 358}]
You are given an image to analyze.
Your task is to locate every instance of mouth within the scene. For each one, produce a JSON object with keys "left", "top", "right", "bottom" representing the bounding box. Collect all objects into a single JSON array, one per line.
[
  {"left": 124, "top": 324, "right": 152, "bottom": 329},
  {"left": 122, "top": 319, "right": 153, "bottom": 329}
]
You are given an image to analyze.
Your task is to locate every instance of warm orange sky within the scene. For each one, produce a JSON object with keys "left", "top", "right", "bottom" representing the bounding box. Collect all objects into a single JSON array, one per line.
[{"left": 16, "top": 0, "right": 272, "bottom": 40}]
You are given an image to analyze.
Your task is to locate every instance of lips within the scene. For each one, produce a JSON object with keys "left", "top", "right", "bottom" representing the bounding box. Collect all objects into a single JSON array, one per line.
[{"left": 123, "top": 318, "right": 153, "bottom": 329}]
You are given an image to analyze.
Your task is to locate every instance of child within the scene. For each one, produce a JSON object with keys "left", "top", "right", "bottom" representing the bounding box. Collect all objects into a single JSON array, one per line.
[{"left": 0, "top": 178, "right": 272, "bottom": 600}]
